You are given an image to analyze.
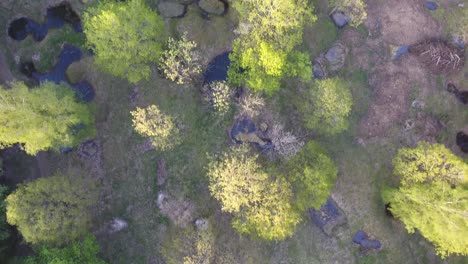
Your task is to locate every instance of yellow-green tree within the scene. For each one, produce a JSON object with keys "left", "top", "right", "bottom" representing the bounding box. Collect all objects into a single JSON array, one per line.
[
  {"left": 131, "top": 105, "right": 181, "bottom": 150},
  {"left": 286, "top": 141, "right": 337, "bottom": 211},
  {"left": 0, "top": 82, "right": 94, "bottom": 155},
  {"left": 207, "top": 146, "right": 300, "bottom": 240},
  {"left": 159, "top": 33, "right": 202, "bottom": 85},
  {"left": 6, "top": 175, "right": 98, "bottom": 245},
  {"left": 228, "top": 0, "right": 315, "bottom": 94},
  {"left": 383, "top": 142, "right": 468, "bottom": 258},
  {"left": 298, "top": 78, "right": 353, "bottom": 135},
  {"left": 83, "top": 0, "right": 167, "bottom": 83}
]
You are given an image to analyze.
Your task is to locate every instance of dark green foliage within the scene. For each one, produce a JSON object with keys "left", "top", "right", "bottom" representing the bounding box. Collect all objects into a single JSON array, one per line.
[
  {"left": 24, "top": 234, "right": 106, "bottom": 264},
  {"left": 6, "top": 175, "right": 98, "bottom": 245},
  {"left": 286, "top": 141, "right": 338, "bottom": 211}
]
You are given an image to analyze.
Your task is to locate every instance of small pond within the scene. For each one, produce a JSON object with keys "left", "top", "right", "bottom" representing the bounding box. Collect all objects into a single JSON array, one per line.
[
  {"left": 204, "top": 52, "right": 231, "bottom": 84},
  {"left": 8, "top": 2, "right": 81, "bottom": 41},
  {"left": 21, "top": 44, "right": 94, "bottom": 102}
]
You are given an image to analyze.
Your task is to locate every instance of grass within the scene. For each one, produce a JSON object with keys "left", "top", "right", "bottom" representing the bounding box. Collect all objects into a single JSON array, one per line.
[{"left": 2, "top": 0, "right": 468, "bottom": 263}]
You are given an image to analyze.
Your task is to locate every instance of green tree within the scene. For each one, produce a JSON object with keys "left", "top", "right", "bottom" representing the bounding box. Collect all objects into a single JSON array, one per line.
[
  {"left": 383, "top": 142, "right": 468, "bottom": 258},
  {"left": 228, "top": 0, "right": 315, "bottom": 94},
  {"left": 298, "top": 78, "right": 353, "bottom": 135},
  {"left": 0, "top": 82, "right": 94, "bottom": 155},
  {"left": 83, "top": 0, "right": 167, "bottom": 83},
  {"left": 131, "top": 105, "right": 181, "bottom": 150},
  {"left": 25, "top": 234, "right": 106, "bottom": 264},
  {"left": 207, "top": 146, "right": 300, "bottom": 240},
  {"left": 331, "top": 0, "right": 367, "bottom": 27},
  {"left": 6, "top": 175, "right": 98, "bottom": 245},
  {"left": 286, "top": 141, "right": 337, "bottom": 211},
  {"left": 0, "top": 185, "right": 10, "bottom": 258},
  {"left": 159, "top": 33, "right": 202, "bottom": 85},
  {"left": 393, "top": 142, "right": 467, "bottom": 186}
]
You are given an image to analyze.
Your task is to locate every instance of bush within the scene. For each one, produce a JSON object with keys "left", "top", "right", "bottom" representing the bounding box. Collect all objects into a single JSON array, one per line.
[
  {"left": 131, "top": 105, "right": 181, "bottom": 150},
  {"left": 159, "top": 33, "right": 202, "bottom": 85},
  {"left": 203, "top": 81, "right": 231, "bottom": 115},
  {"left": 83, "top": 0, "right": 167, "bottom": 83},
  {"left": 24, "top": 234, "right": 106, "bottom": 264},
  {"left": 298, "top": 78, "right": 353, "bottom": 135},
  {"left": 286, "top": 141, "right": 337, "bottom": 211}
]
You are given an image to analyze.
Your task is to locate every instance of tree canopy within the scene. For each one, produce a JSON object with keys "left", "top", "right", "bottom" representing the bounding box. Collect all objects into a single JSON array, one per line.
[
  {"left": 0, "top": 185, "right": 10, "bottom": 259},
  {"left": 228, "top": 0, "right": 315, "bottom": 94},
  {"left": 383, "top": 142, "right": 468, "bottom": 258},
  {"left": 131, "top": 105, "right": 181, "bottom": 150},
  {"left": 6, "top": 175, "right": 98, "bottom": 245},
  {"left": 0, "top": 82, "right": 94, "bottom": 155},
  {"left": 24, "top": 234, "right": 106, "bottom": 264},
  {"left": 83, "top": 0, "right": 167, "bottom": 83},
  {"left": 298, "top": 78, "right": 353, "bottom": 135},
  {"left": 207, "top": 146, "right": 300, "bottom": 240},
  {"left": 286, "top": 141, "right": 337, "bottom": 211}
]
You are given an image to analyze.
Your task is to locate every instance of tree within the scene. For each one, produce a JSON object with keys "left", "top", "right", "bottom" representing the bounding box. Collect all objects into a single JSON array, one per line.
[
  {"left": 0, "top": 82, "right": 94, "bottom": 155},
  {"left": 298, "top": 78, "right": 353, "bottom": 135},
  {"left": 228, "top": 0, "right": 315, "bottom": 94},
  {"left": 131, "top": 105, "right": 181, "bottom": 150},
  {"left": 24, "top": 234, "right": 106, "bottom": 264},
  {"left": 393, "top": 142, "right": 467, "bottom": 186},
  {"left": 0, "top": 185, "right": 10, "bottom": 258},
  {"left": 83, "top": 0, "right": 167, "bottom": 83},
  {"left": 159, "top": 33, "right": 202, "bottom": 85},
  {"left": 383, "top": 142, "right": 468, "bottom": 258},
  {"left": 6, "top": 175, "right": 98, "bottom": 245},
  {"left": 331, "top": 0, "right": 367, "bottom": 27},
  {"left": 207, "top": 146, "right": 300, "bottom": 240},
  {"left": 286, "top": 141, "right": 337, "bottom": 211}
]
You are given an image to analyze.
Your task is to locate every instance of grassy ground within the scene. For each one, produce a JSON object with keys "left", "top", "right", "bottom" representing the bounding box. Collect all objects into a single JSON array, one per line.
[{"left": 1, "top": 0, "right": 468, "bottom": 263}]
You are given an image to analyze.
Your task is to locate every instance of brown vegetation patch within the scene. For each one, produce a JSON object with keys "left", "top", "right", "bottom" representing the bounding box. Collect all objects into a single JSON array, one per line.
[
  {"left": 410, "top": 39, "right": 465, "bottom": 75},
  {"left": 364, "top": 0, "right": 442, "bottom": 45}
]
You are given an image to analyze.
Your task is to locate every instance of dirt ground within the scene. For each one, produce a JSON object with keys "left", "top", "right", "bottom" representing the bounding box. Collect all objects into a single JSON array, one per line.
[{"left": 351, "top": 0, "right": 446, "bottom": 139}]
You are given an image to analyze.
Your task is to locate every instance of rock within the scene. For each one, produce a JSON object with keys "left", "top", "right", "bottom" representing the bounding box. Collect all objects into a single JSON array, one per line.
[
  {"left": 195, "top": 218, "right": 209, "bottom": 230},
  {"left": 425, "top": 1, "right": 438, "bottom": 11},
  {"left": 353, "top": 230, "right": 382, "bottom": 253},
  {"left": 411, "top": 99, "right": 425, "bottom": 110},
  {"left": 259, "top": 122, "right": 268, "bottom": 132},
  {"left": 198, "top": 0, "right": 226, "bottom": 16},
  {"left": 109, "top": 218, "right": 128, "bottom": 234},
  {"left": 312, "top": 55, "right": 328, "bottom": 79},
  {"left": 325, "top": 43, "right": 347, "bottom": 72},
  {"left": 392, "top": 45, "right": 409, "bottom": 60},
  {"left": 158, "top": 1, "right": 186, "bottom": 18},
  {"left": 452, "top": 35, "right": 465, "bottom": 49},
  {"left": 330, "top": 11, "right": 350, "bottom": 28},
  {"left": 79, "top": 139, "right": 99, "bottom": 158},
  {"left": 309, "top": 198, "right": 347, "bottom": 236}
]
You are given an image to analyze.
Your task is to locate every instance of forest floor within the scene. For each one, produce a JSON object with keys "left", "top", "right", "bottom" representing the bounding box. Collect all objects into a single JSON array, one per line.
[{"left": 0, "top": 0, "right": 467, "bottom": 263}]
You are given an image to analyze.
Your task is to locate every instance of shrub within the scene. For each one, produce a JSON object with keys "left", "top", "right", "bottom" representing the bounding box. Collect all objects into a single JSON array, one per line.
[
  {"left": 298, "top": 78, "right": 353, "bottom": 135},
  {"left": 131, "top": 105, "right": 181, "bottom": 150},
  {"left": 204, "top": 81, "right": 231, "bottom": 115},
  {"left": 159, "top": 33, "right": 202, "bottom": 85}
]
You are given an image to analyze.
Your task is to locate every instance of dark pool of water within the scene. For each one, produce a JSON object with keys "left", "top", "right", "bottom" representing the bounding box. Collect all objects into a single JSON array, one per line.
[
  {"left": 204, "top": 52, "right": 231, "bottom": 83},
  {"left": 21, "top": 45, "right": 94, "bottom": 102},
  {"left": 8, "top": 2, "right": 82, "bottom": 41}
]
